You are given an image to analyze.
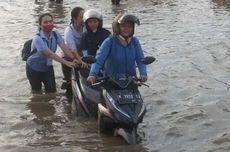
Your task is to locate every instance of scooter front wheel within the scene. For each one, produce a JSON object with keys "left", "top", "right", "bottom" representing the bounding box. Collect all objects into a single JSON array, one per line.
[
  {"left": 98, "top": 108, "right": 105, "bottom": 133},
  {"left": 115, "top": 127, "right": 138, "bottom": 144}
]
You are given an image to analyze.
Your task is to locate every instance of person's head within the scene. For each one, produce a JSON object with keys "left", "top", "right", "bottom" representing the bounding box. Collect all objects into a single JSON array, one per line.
[
  {"left": 71, "top": 7, "right": 84, "bottom": 27},
  {"left": 83, "top": 9, "right": 103, "bottom": 32},
  {"left": 38, "top": 13, "right": 54, "bottom": 33},
  {"left": 112, "top": 13, "right": 140, "bottom": 39}
]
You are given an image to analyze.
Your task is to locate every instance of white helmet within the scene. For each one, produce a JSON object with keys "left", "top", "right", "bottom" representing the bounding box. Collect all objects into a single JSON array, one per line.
[{"left": 83, "top": 9, "right": 103, "bottom": 23}]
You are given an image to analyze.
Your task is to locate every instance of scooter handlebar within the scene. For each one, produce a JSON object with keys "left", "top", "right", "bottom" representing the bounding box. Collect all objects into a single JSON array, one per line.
[
  {"left": 89, "top": 76, "right": 109, "bottom": 87},
  {"left": 133, "top": 78, "right": 150, "bottom": 87}
]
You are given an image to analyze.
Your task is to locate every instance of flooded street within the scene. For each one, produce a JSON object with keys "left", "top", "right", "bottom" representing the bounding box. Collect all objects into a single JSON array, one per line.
[{"left": 0, "top": 0, "right": 230, "bottom": 151}]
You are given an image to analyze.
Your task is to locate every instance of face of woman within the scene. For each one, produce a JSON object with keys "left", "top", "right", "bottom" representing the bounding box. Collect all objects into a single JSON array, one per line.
[
  {"left": 40, "top": 15, "right": 54, "bottom": 33},
  {"left": 119, "top": 22, "right": 134, "bottom": 38},
  {"left": 73, "top": 10, "right": 84, "bottom": 27},
  {"left": 87, "top": 18, "right": 99, "bottom": 32}
]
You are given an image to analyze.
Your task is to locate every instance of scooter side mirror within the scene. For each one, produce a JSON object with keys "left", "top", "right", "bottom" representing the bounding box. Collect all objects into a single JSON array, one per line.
[
  {"left": 81, "top": 55, "right": 96, "bottom": 64},
  {"left": 141, "top": 56, "right": 156, "bottom": 65}
]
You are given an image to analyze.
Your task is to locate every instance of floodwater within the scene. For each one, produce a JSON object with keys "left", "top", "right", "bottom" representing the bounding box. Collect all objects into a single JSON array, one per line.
[{"left": 0, "top": 0, "right": 230, "bottom": 151}]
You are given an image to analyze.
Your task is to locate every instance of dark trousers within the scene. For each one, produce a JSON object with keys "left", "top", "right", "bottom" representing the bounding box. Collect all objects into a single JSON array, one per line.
[
  {"left": 26, "top": 64, "right": 56, "bottom": 93},
  {"left": 61, "top": 63, "right": 71, "bottom": 83},
  {"left": 61, "top": 62, "right": 73, "bottom": 95}
]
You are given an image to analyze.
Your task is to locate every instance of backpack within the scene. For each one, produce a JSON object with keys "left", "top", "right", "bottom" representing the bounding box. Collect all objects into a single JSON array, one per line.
[{"left": 21, "top": 31, "right": 58, "bottom": 61}]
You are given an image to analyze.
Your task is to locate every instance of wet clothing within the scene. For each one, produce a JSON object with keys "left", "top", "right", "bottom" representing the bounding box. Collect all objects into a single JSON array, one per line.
[
  {"left": 61, "top": 24, "right": 85, "bottom": 94},
  {"left": 80, "top": 28, "right": 111, "bottom": 56},
  {"left": 27, "top": 31, "right": 63, "bottom": 72},
  {"left": 61, "top": 24, "right": 83, "bottom": 81},
  {"left": 26, "top": 64, "right": 56, "bottom": 93},
  {"left": 89, "top": 36, "right": 147, "bottom": 78},
  {"left": 26, "top": 30, "right": 63, "bottom": 93}
]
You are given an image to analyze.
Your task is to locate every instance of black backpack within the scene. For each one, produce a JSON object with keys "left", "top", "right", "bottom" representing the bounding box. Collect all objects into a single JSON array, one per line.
[{"left": 21, "top": 31, "right": 57, "bottom": 61}]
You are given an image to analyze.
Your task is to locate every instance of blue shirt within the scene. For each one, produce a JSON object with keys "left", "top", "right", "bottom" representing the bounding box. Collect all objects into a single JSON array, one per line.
[
  {"left": 26, "top": 30, "right": 63, "bottom": 72},
  {"left": 64, "top": 24, "right": 83, "bottom": 51},
  {"left": 89, "top": 36, "right": 147, "bottom": 78}
]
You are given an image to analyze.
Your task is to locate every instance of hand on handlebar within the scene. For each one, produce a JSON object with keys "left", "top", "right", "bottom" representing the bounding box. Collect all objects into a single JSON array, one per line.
[
  {"left": 65, "top": 60, "right": 79, "bottom": 68},
  {"left": 139, "top": 75, "right": 147, "bottom": 82},
  {"left": 81, "top": 61, "right": 88, "bottom": 68},
  {"left": 73, "top": 59, "right": 81, "bottom": 65},
  {"left": 72, "top": 59, "right": 88, "bottom": 69},
  {"left": 87, "top": 75, "right": 96, "bottom": 85}
]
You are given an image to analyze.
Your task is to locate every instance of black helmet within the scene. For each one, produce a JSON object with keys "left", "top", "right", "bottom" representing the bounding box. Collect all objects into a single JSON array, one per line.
[
  {"left": 83, "top": 9, "right": 103, "bottom": 31},
  {"left": 112, "top": 13, "right": 140, "bottom": 36}
]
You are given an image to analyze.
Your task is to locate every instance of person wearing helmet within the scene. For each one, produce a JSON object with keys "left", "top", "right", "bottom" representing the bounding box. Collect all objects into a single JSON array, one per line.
[
  {"left": 87, "top": 13, "right": 147, "bottom": 84},
  {"left": 80, "top": 9, "right": 111, "bottom": 56},
  {"left": 61, "top": 7, "right": 88, "bottom": 95}
]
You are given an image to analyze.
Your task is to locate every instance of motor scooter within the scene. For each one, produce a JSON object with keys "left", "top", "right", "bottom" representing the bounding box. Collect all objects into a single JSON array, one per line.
[{"left": 71, "top": 56, "right": 155, "bottom": 144}]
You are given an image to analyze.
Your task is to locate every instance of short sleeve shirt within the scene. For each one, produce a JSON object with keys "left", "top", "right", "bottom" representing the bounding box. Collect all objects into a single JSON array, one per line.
[
  {"left": 27, "top": 30, "right": 64, "bottom": 72},
  {"left": 62, "top": 24, "right": 85, "bottom": 57}
]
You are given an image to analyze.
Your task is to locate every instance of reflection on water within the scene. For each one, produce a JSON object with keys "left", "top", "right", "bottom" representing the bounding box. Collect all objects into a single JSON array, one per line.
[
  {"left": 23, "top": 94, "right": 149, "bottom": 152},
  {"left": 0, "top": 0, "right": 230, "bottom": 152},
  {"left": 212, "top": 0, "right": 230, "bottom": 8},
  {"left": 26, "top": 95, "right": 57, "bottom": 135},
  {"left": 33, "top": 0, "right": 68, "bottom": 26}
]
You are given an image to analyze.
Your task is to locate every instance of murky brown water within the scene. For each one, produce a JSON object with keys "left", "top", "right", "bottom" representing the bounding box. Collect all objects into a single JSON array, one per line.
[{"left": 0, "top": 0, "right": 230, "bottom": 151}]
